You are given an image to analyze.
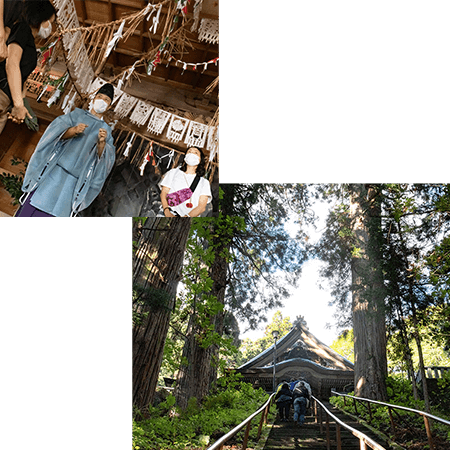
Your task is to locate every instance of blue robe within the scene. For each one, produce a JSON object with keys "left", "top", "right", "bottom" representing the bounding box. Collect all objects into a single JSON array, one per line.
[{"left": 21, "top": 108, "right": 115, "bottom": 217}]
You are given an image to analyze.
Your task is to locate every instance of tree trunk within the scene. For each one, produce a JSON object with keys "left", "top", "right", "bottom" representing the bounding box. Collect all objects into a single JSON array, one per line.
[
  {"left": 175, "top": 217, "right": 231, "bottom": 408},
  {"left": 397, "top": 225, "right": 431, "bottom": 411},
  {"left": 175, "top": 312, "right": 215, "bottom": 409},
  {"left": 411, "top": 303, "right": 431, "bottom": 413},
  {"left": 132, "top": 218, "right": 191, "bottom": 411},
  {"left": 350, "top": 184, "right": 388, "bottom": 401},
  {"left": 396, "top": 306, "right": 419, "bottom": 401},
  {"left": 207, "top": 240, "right": 228, "bottom": 389}
]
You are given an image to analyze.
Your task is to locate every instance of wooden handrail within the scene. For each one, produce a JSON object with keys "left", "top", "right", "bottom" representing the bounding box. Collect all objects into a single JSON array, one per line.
[
  {"left": 330, "top": 391, "right": 450, "bottom": 426},
  {"left": 312, "top": 396, "right": 388, "bottom": 450},
  {"left": 331, "top": 390, "right": 450, "bottom": 450},
  {"left": 206, "top": 392, "right": 276, "bottom": 450}
]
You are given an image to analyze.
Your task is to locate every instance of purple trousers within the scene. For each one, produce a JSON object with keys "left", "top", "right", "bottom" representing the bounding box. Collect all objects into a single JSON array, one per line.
[{"left": 15, "top": 192, "right": 54, "bottom": 217}]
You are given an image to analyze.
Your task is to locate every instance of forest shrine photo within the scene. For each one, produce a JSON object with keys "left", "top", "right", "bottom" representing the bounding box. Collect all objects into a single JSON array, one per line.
[{"left": 132, "top": 184, "right": 450, "bottom": 450}]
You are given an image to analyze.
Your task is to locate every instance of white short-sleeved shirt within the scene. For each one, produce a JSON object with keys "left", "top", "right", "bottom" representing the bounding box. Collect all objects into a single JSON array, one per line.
[{"left": 160, "top": 168, "right": 212, "bottom": 216}]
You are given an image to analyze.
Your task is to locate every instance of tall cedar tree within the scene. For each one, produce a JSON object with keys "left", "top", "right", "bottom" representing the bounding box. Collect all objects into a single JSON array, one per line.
[
  {"left": 132, "top": 218, "right": 191, "bottom": 410},
  {"left": 349, "top": 184, "right": 388, "bottom": 400},
  {"left": 175, "top": 184, "right": 311, "bottom": 407}
]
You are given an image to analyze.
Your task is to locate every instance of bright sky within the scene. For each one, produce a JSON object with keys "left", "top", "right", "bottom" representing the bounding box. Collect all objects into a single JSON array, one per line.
[{"left": 239, "top": 197, "right": 343, "bottom": 347}]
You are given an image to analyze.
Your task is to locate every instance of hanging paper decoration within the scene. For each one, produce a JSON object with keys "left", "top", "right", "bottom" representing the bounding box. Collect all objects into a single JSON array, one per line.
[
  {"left": 139, "top": 142, "right": 153, "bottom": 176},
  {"left": 104, "top": 20, "right": 125, "bottom": 59},
  {"left": 165, "top": 53, "right": 218, "bottom": 73},
  {"left": 129, "top": 100, "right": 155, "bottom": 126},
  {"left": 184, "top": 121, "right": 209, "bottom": 148},
  {"left": 157, "top": 149, "right": 175, "bottom": 171},
  {"left": 147, "top": 50, "right": 162, "bottom": 74},
  {"left": 148, "top": 4, "right": 162, "bottom": 34},
  {"left": 63, "top": 90, "right": 78, "bottom": 115},
  {"left": 124, "top": 132, "right": 136, "bottom": 157},
  {"left": 40, "top": 38, "right": 59, "bottom": 66},
  {"left": 166, "top": 114, "right": 190, "bottom": 143},
  {"left": 191, "top": 0, "right": 203, "bottom": 32},
  {"left": 198, "top": 18, "right": 219, "bottom": 44},
  {"left": 47, "top": 72, "right": 69, "bottom": 107},
  {"left": 207, "top": 125, "right": 219, "bottom": 160},
  {"left": 114, "top": 93, "right": 138, "bottom": 118},
  {"left": 147, "top": 107, "right": 171, "bottom": 135},
  {"left": 177, "top": 0, "right": 190, "bottom": 15}
]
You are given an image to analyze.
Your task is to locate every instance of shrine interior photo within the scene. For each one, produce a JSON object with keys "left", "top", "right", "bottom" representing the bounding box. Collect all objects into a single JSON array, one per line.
[{"left": 0, "top": 0, "right": 219, "bottom": 217}]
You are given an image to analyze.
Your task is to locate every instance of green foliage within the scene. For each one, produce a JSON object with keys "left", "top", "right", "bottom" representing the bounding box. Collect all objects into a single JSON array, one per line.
[
  {"left": 437, "top": 370, "right": 450, "bottom": 391},
  {"left": 331, "top": 375, "right": 450, "bottom": 444},
  {"left": 0, "top": 158, "right": 27, "bottom": 205},
  {"left": 133, "top": 382, "right": 271, "bottom": 450},
  {"left": 220, "top": 184, "right": 312, "bottom": 330},
  {"left": 133, "top": 285, "right": 172, "bottom": 326},
  {"left": 235, "top": 310, "right": 293, "bottom": 366},
  {"left": 387, "top": 305, "right": 450, "bottom": 372},
  {"left": 330, "top": 329, "right": 354, "bottom": 363}
]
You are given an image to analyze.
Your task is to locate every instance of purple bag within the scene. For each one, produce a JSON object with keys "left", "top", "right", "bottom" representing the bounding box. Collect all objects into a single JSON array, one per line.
[
  {"left": 166, "top": 188, "right": 193, "bottom": 206},
  {"left": 166, "top": 174, "right": 201, "bottom": 207}
]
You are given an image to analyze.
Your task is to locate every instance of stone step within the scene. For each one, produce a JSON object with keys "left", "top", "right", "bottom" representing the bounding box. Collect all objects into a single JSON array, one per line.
[{"left": 263, "top": 401, "right": 393, "bottom": 450}]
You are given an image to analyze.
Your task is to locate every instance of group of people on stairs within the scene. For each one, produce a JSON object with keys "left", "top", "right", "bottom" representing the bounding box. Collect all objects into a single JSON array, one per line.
[{"left": 275, "top": 378, "right": 312, "bottom": 426}]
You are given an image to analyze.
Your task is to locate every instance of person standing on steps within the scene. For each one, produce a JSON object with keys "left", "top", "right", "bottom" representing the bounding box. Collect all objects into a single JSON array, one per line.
[
  {"left": 292, "top": 379, "right": 311, "bottom": 426},
  {"left": 275, "top": 381, "right": 293, "bottom": 422}
]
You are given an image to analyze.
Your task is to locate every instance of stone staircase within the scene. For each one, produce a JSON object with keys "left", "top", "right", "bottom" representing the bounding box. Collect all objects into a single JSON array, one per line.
[{"left": 263, "top": 401, "right": 395, "bottom": 450}]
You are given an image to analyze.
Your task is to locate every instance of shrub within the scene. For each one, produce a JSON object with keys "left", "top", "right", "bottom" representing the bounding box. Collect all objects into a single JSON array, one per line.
[{"left": 132, "top": 382, "right": 271, "bottom": 450}]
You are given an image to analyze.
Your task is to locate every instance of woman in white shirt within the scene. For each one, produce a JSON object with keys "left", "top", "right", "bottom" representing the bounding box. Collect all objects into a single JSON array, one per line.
[{"left": 160, "top": 147, "right": 212, "bottom": 217}]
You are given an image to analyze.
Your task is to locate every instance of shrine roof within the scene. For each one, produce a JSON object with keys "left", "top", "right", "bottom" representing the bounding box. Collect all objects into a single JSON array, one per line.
[{"left": 237, "top": 322, "right": 354, "bottom": 372}]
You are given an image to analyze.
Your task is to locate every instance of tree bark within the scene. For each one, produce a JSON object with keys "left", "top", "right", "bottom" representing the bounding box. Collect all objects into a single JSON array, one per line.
[
  {"left": 350, "top": 184, "right": 388, "bottom": 401},
  {"left": 132, "top": 218, "right": 191, "bottom": 411},
  {"left": 175, "top": 312, "right": 215, "bottom": 409},
  {"left": 397, "top": 224, "right": 431, "bottom": 411},
  {"left": 396, "top": 306, "right": 419, "bottom": 401},
  {"left": 175, "top": 217, "right": 231, "bottom": 409}
]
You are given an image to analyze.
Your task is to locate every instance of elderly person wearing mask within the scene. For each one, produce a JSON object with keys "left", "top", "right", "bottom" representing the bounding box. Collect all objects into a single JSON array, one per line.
[{"left": 0, "top": 0, "right": 55, "bottom": 133}]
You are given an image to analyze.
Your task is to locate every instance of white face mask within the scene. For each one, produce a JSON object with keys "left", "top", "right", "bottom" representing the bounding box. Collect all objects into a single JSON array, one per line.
[
  {"left": 38, "top": 21, "right": 52, "bottom": 39},
  {"left": 185, "top": 153, "right": 200, "bottom": 166},
  {"left": 92, "top": 99, "right": 109, "bottom": 114}
]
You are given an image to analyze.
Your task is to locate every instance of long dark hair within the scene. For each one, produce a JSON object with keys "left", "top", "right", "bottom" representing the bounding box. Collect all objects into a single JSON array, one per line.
[
  {"left": 22, "top": 0, "right": 56, "bottom": 29},
  {"left": 180, "top": 147, "right": 206, "bottom": 177}
]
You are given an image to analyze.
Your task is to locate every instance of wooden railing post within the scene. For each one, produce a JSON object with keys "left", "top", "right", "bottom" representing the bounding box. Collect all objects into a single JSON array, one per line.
[
  {"left": 423, "top": 416, "right": 434, "bottom": 450},
  {"left": 256, "top": 411, "right": 264, "bottom": 440},
  {"left": 367, "top": 402, "right": 372, "bottom": 422},
  {"left": 336, "top": 423, "right": 342, "bottom": 450},
  {"left": 360, "top": 439, "right": 367, "bottom": 450},
  {"left": 241, "top": 418, "right": 252, "bottom": 450},
  {"left": 319, "top": 404, "right": 323, "bottom": 433},
  {"left": 325, "top": 414, "right": 331, "bottom": 450},
  {"left": 387, "top": 407, "right": 396, "bottom": 435}
]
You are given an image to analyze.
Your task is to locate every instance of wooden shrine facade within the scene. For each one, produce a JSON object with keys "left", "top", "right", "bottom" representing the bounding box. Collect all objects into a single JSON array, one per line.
[{"left": 236, "top": 320, "right": 354, "bottom": 399}]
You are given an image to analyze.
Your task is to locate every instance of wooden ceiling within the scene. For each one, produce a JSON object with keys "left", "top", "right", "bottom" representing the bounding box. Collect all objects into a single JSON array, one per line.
[{"left": 74, "top": 0, "right": 219, "bottom": 102}]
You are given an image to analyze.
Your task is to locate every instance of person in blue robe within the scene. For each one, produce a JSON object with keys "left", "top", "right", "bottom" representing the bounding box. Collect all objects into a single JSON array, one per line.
[{"left": 15, "top": 83, "right": 116, "bottom": 217}]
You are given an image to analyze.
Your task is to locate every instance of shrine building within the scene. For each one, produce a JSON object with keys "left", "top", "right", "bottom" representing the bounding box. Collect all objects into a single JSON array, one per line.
[{"left": 235, "top": 320, "right": 354, "bottom": 399}]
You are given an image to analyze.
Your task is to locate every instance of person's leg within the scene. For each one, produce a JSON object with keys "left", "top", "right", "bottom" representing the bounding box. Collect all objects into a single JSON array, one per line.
[
  {"left": 293, "top": 398, "right": 300, "bottom": 423},
  {"left": 276, "top": 404, "right": 283, "bottom": 420},
  {"left": 299, "top": 397, "right": 307, "bottom": 424},
  {"left": 284, "top": 402, "right": 291, "bottom": 422}
]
